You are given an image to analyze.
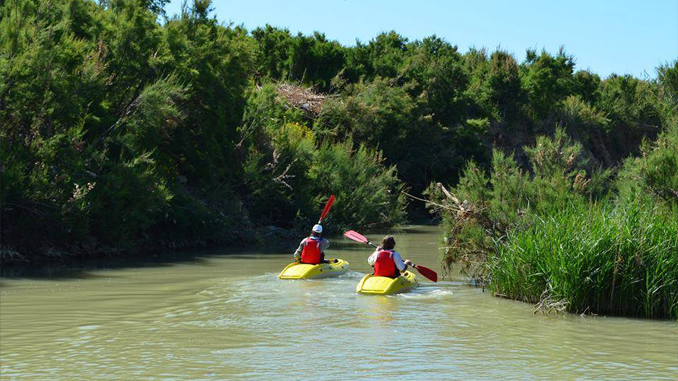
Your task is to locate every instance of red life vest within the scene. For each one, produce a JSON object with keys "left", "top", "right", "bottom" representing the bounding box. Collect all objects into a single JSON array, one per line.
[
  {"left": 374, "top": 250, "right": 399, "bottom": 278},
  {"left": 301, "top": 236, "right": 322, "bottom": 264}
]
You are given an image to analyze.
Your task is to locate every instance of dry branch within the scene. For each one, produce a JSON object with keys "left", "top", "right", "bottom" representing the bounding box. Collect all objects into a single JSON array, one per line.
[{"left": 275, "top": 83, "right": 329, "bottom": 115}]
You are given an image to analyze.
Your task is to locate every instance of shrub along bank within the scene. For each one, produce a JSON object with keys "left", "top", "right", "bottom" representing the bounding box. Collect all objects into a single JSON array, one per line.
[{"left": 428, "top": 123, "right": 678, "bottom": 319}]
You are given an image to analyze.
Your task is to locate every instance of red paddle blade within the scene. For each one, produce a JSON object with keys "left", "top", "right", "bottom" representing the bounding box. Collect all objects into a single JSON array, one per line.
[
  {"left": 343, "top": 230, "right": 368, "bottom": 244},
  {"left": 413, "top": 264, "right": 438, "bottom": 282},
  {"left": 318, "top": 195, "right": 335, "bottom": 223}
]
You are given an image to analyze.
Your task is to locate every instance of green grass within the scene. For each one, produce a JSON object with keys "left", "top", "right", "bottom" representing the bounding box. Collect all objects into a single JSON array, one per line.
[{"left": 490, "top": 201, "right": 678, "bottom": 319}]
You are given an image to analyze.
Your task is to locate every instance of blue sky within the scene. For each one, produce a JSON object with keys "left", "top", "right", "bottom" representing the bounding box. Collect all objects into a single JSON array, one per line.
[{"left": 165, "top": 0, "right": 677, "bottom": 78}]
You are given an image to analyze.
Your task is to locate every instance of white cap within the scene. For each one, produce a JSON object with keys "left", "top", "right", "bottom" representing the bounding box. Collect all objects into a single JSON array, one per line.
[{"left": 312, "top": 224, "right": 323, "bottom": 233}]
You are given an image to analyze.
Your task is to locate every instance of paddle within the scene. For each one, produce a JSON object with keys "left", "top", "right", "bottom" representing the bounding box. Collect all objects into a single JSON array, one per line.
[
  {"left": 318, "top": 195, "right": 335, "bottom": 224},
  {"left": 343, "top": 230, "right": 438, "bottom": 282}
]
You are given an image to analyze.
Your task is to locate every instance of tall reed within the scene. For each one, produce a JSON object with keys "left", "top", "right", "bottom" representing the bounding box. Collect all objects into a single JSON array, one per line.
[{"left": 491, "top": 201, "right": 678, "bottom": 319}]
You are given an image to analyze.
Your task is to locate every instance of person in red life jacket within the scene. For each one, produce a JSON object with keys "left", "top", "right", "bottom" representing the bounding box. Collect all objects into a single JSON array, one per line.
[
  {"left": 293, "top": 224, "right": 331, "bottom": 264},
  {"left": 367, "top": 235, "right": 412, "bottom": 278}
]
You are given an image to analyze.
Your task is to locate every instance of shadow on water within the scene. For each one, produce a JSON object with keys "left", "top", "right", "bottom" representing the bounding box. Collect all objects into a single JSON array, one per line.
[
  {"left": 0, "top": 226, "right": 438, "bottom": 281},
  {"left": 0, "top": 252, "right": 213, "bottom": 281},
  {"left": 0, "top": 237, "right": 350, "bottom": 281},
  {"left": 0, "top": 239, "right": 296, "bottom": 280}
]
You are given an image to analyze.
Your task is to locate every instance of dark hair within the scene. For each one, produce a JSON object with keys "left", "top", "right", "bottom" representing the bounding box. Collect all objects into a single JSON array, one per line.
[{"left": 381, "top": 235, "right": 396, "bottom": 250}]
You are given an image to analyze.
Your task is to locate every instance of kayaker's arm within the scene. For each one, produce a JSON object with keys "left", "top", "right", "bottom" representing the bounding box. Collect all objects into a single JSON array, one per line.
[
  {"left": 367, "top": 249, "right": 380, "bottom": 266},
  {"left": 320, "top": 238, "right": 330, "bottom": 252},
  {"left": 392, "top": 251, "right": 407, "bottom": 271},
  {"left": 293, "top": 238, "right": 307, "bottom": 260}
]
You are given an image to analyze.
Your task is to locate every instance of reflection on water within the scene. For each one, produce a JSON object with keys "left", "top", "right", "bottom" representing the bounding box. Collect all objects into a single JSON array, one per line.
[
  {"left": 1, "top": 225, "right": 677, "bottom": 380},
  {"left": 362, "top": 292, "right": 397, "bottom": 323}
]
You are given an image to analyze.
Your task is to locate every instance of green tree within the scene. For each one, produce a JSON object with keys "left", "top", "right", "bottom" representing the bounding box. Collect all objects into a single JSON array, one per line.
[
  {"left": 573, "top": 70, "right": 602, "bottom": 104},
  {"left": 466, "top": 50, "right": 523, "bottom": 121},
  {"left": 288, "top": 32, "right": 346, "bottom": 91},
  {"left": 403, "top": 36, "right": 469, "bottom": 126},
  {"left": 251, "top": 25, "right": 293, "bottom": 80},
  {"left": 521, "top": 48, "right": 575, "bottom": 119},
  {"left": 344, "top": 31, "right": 409, "bottom": 82}
]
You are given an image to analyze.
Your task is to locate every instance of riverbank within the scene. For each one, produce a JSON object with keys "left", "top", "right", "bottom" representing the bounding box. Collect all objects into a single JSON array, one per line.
[{"left": 428, "top": 126, "right": 678, "bottom": 320}]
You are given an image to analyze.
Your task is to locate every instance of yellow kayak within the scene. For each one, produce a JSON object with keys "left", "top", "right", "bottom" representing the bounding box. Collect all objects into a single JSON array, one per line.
[
  {"left": 356, "top": 271, "right": 419, "bottom": 295},
  {"left": 278, "top": 258, "right": 349, "bottom": 280}
]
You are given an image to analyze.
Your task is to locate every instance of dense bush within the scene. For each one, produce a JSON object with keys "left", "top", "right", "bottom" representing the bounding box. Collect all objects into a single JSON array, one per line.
[
  {"left": 427, "top": 128, "right": 594, "bottom": 279},
  {"left": 521, "top": 49, "right": 576, "bottom": 119},
  {"left": 238, "top": 84, "right": 407, "bottom": 231},
  {"left": 616, "top": 125, "right": 678, "bottom": 208},
  {"left": 0, "top": 0, "right": 257, "bottom": 258},
  {"left": 310, "top": 141, "right": 407, "bottom": 231},
  {"left": 316, "top": 77, "right": 486, "bottom": 195}
]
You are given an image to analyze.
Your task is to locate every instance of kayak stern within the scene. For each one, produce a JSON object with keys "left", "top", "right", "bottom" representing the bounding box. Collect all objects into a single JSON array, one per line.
[
  {"left": 279, "top": 258, "right": 349, "bottom": 279},
  {"left": 356, "top": 271, "right": 418, "bottom": 295}
]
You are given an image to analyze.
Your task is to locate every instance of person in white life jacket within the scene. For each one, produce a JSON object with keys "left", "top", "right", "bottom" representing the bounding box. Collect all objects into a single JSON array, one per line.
[
  {"left": 294, "top": 224, "right": 331, "bottom": 264},
  {"left": 367, "top": 235, "right": 412, "bottom": 278}
]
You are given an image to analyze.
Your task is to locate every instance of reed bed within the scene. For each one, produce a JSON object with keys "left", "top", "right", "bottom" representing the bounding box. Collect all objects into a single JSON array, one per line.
[{"left": 491, "top": 201, "right": 678, "bottom": 319}]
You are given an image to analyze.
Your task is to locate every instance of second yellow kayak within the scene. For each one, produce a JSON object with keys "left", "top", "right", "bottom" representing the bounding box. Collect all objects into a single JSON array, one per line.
[
  {"left": 356, "top": 271, "right": 419, "bottom": 295},
  {"left": 278, "top": 258, "right": 349, "bottom": 279}
]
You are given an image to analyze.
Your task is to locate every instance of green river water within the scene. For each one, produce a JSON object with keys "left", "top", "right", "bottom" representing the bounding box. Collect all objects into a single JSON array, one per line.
[{"left": 1, "top": 225, "right": 677, "bottom": 380}]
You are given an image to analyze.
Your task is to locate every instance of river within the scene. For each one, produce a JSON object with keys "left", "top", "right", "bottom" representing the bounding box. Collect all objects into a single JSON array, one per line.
[{"left": 1, "top": 225, "right": 677, "bottom": 380}]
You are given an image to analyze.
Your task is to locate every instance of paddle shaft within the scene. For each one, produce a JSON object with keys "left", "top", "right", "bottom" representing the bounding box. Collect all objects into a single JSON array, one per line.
[{"left": 318, "top": 195, "right": 335, "bottom": 224}]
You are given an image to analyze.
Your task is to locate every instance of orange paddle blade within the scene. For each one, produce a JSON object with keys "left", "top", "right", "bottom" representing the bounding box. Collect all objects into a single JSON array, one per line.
[
  {"left": 343, "top": 230, "right": 368, "bottom": 244},
  {"left": 413, "top": 264, "right": 438, "bottom": 282}
]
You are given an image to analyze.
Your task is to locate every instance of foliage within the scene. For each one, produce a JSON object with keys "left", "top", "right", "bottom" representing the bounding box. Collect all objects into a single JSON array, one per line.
[
  {"left": 1, "top": 0, "right": 255, "bottom": 258},
  {"left": 427, "top": 129, "right": 592, "bottom": 279},
  {"left": 238, "top": 84, "right": 407, "bottom": 231},
  {"left": 344, "top": 31, "right": 409, "bottom": 82},
  {"left": 616, "top": 125, "right": 678, "bottom": 208},
  {"left": 401, "top": 36, "right": 469, "bottom": 126},
  {"left": 429, "top": 126, "right": 677, "bottom": 319},
  {"left": 598, "top": 74, "right": 661, "bottom": 129},
  {"left": 251, "top": 26, "right": 345, "bottom": 91},
  {"left": 465, "top": 50, "right": 524, "bottom": 121},
  {"left": 316, "top": 77, "right": 486, "bottom": 194},
  {"left": 521, "top": 48, "right": 576, "bottom": 119},
  {"left": 573, "top": 70, "right": 602, "bottom": 104},
  {"left": 656, "top": 60, "right": 678, "bottom": 125},
  {"left": 557, "top": 95, "right": 610, "bottom": 131},
  {"left": 310, "top": 141, "right": 407, "bottom": 231},
  {"left": 492, "top": 202, "right": 678, "bottom": 319}
]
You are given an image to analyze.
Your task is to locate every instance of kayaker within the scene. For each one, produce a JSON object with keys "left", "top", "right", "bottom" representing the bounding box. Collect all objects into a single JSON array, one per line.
[
  {"left": 294, "top": 224, "right": 331, "bottom": 264},
  {"left": 368, "top": 235, "right": 412, "bottom": 278}
]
